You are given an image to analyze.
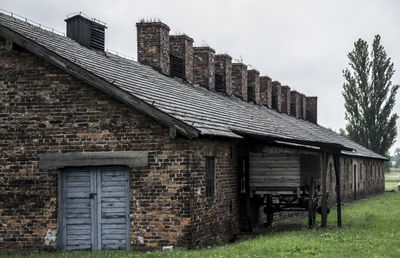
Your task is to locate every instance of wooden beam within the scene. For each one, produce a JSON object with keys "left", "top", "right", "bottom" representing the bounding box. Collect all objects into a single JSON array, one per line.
[
  {"left": 0, "top": 26, "right": 199, "bottom": 139},
  {"left": 39, "top": 151, "right": 148, "bottom": 169},
  {"left": 233, "top": 130, "right": 354, "bottom": 152},
  {"left": 321, "top": 152, "right": 328, "bottom": 227},
  {"left": 333, "top": 153, "right": 342, "bottom": 227}
]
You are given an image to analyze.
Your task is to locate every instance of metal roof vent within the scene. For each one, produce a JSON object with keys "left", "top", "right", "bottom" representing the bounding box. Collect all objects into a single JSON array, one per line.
[{"left": 65, "top": 13, "right": 107, "bottom": 52}]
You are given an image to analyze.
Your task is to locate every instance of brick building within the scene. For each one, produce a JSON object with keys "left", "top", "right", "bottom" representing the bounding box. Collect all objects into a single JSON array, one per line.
[{"left": 0, "top": 13, "right": 386, "bottom": 252}]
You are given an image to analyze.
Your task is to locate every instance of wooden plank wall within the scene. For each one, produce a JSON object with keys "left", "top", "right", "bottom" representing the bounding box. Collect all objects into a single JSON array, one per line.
[{"left": 249, "top": 153, "right": 301, "bottom": 190}]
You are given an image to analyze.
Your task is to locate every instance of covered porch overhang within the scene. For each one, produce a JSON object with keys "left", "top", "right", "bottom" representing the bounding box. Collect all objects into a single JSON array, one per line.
[{"left": 234, "top": 130, "right": 353, "bottom": 228}]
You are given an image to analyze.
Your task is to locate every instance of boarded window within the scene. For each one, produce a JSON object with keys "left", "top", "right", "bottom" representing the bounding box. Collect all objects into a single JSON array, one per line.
[
  {"left": 215, "top": 74, "right": 225, "bottom": 93},
  {"left": 205, "top": 157, "right": 215, "bottom": 198},
  {"left": 170, "top": 55, "right": 185, "bottom": 79},
  {"left": 90, "top": 23, "right": 105, "bottom": 51},
  {"left": 290, "top": 102, "right": 296, "bottom": 116},
  {"left": 248, "top": 86, "right": 255, "bottom": 102},
  {"left": 272, "top": 95, "right": 277, "bottom": 109}
]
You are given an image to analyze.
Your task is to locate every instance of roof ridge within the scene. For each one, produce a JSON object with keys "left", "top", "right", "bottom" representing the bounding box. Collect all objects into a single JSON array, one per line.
[{"left": 0, "top": 9, "right": 65, "bottom": 36}]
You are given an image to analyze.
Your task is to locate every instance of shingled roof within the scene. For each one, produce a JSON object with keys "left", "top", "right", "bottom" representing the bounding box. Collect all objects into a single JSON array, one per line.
[{"left": 0, "top": 13, "right": 386, "bottom": 160}]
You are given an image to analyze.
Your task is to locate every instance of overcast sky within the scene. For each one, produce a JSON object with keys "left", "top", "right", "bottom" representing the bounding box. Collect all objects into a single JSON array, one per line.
[{"left": 2, "top": 0, "right": 400, "bottom": 154}]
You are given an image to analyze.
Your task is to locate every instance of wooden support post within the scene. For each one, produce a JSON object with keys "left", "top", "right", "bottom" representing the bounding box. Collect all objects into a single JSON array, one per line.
[
  {"left": 245, "top": 196, "right": 254, "bottom": 232},
  {"left": 321, "top": 152, "right": 328, "bottom": 228},
  {"left": 365, "top": 162, "right": 368, "bottom": 198},
  {"left": 333, "top": 153, "right": 342, "bottom": 227},
  {"left": 242, "top": 155, "right": 254, "bottom": 232},
  {"left": 266, "top": 194, "right": 273, "bottom": 227},
  {"left": 308, "top": 177, "right": 316, "bottom": 228}
]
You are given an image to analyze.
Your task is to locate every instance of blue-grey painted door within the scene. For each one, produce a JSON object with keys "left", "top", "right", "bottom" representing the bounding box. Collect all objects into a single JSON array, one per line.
[
  {"left": 59, "top": 166, "right": 130, "bottom": 251},
  {"left": 99, "top": 166, "right": 130, "bottom": 250}
]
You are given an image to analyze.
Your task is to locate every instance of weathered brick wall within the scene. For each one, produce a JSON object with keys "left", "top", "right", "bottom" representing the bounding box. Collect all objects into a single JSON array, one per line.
[
  {"left": 215, "top": 54, "right": 232, "bottom": 96},
  {"left": 193, "top": 47, "right": 215, "bottom": 91},
  {"left": 280, "top": 86, "right": 291, "bottom": 115},
  {"left": 259, "top": 76, "right": 272, "bottom": 108},
  {"left": 247, "top": 70, "right": 260, "bottom": 104},
  {"left": 326, "top": 155, "right": 385, "bottom": 204},
  {"left": 136, "top": 22, "right": 170, "bottom": 75},
  {"left": 290, "top": 91, "right": 300, "bottom": 118},
  {"left": 0, "top": 42, "right": 196, "bottom": 251},
  {"left": 169, "top": 35, "right": 194, "bottom": 83},
  {"left": 271, "top": 81, "right": 282, "bottom": 112},
  {"left": 305, "top": 96, "right": 317, "bottom": 124},
  {"left": 130, "top": 140, "right": 192, "bottom": 249},
  {"left": 231, "top": 63, "right": 248, "bottom": 101},
  {"left": 300, "top": 94, "right": 307, "bottom": 120},
  {"left": 188, "top": 139, "right": 241, "bottom": 248}
]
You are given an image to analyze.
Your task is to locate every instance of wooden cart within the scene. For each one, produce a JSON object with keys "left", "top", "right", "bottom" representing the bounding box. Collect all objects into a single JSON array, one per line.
[{"left": 246, "top": 152, "right": 323, "bottom": 229}]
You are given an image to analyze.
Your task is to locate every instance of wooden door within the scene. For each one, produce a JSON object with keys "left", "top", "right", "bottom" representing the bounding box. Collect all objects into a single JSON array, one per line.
[
  {"left": 99, "top": 166, "right": 130, "bottom": 250},
  {"left": 59, "top": 166, "right": 130, "bottom": 251}
]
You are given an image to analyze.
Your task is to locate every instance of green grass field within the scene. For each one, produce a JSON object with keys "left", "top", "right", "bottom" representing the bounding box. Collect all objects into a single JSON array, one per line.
[
  {"left": 389, "top": 167, "right": 400, "bottom": 173},
  {"left": 385, "top": 171, "right": 400, "bottom": 191},
  {"left": 5, "top": 174, "right": 400, "bottom": 258}
]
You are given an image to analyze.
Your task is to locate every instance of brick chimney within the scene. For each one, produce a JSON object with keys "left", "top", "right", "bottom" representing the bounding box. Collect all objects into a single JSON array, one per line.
[
  {"left": 136, "top": 21, "right": 170, "bottom": 75},
  {"left": 281, "top": 85, "right": 291, "bottom": 115},
  {"left": 300, "top": 93, "right": 307, "bottom": 120},
  {"left": 306, "top": 97, "right": 318, "bottom": 124},
  {"left": 169, "top": 35, "right": 194, "bottom": 83},
  {"left": 247, "top": 69, "right": 261, "bottom": 104},
  {"left": 260, "top": 76, "right": 272, "bottom": 108},
  {"left": 65, "top": 14, "right": 107, "bottom": 52},
  {"left": 290, "top": 90, "right": 301, "bottom": 118},
  {"left": 193, "top": 47, "right": 215, "bottom": 90},
  {"left": 215, "top": 54, "right": 232, "bottom": 95},
  {"left": 232, "top": 63, "right": 248, "bottom": 101},
  {"left": 271, "top": 81, "right": 282, "bottom": 112}
]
